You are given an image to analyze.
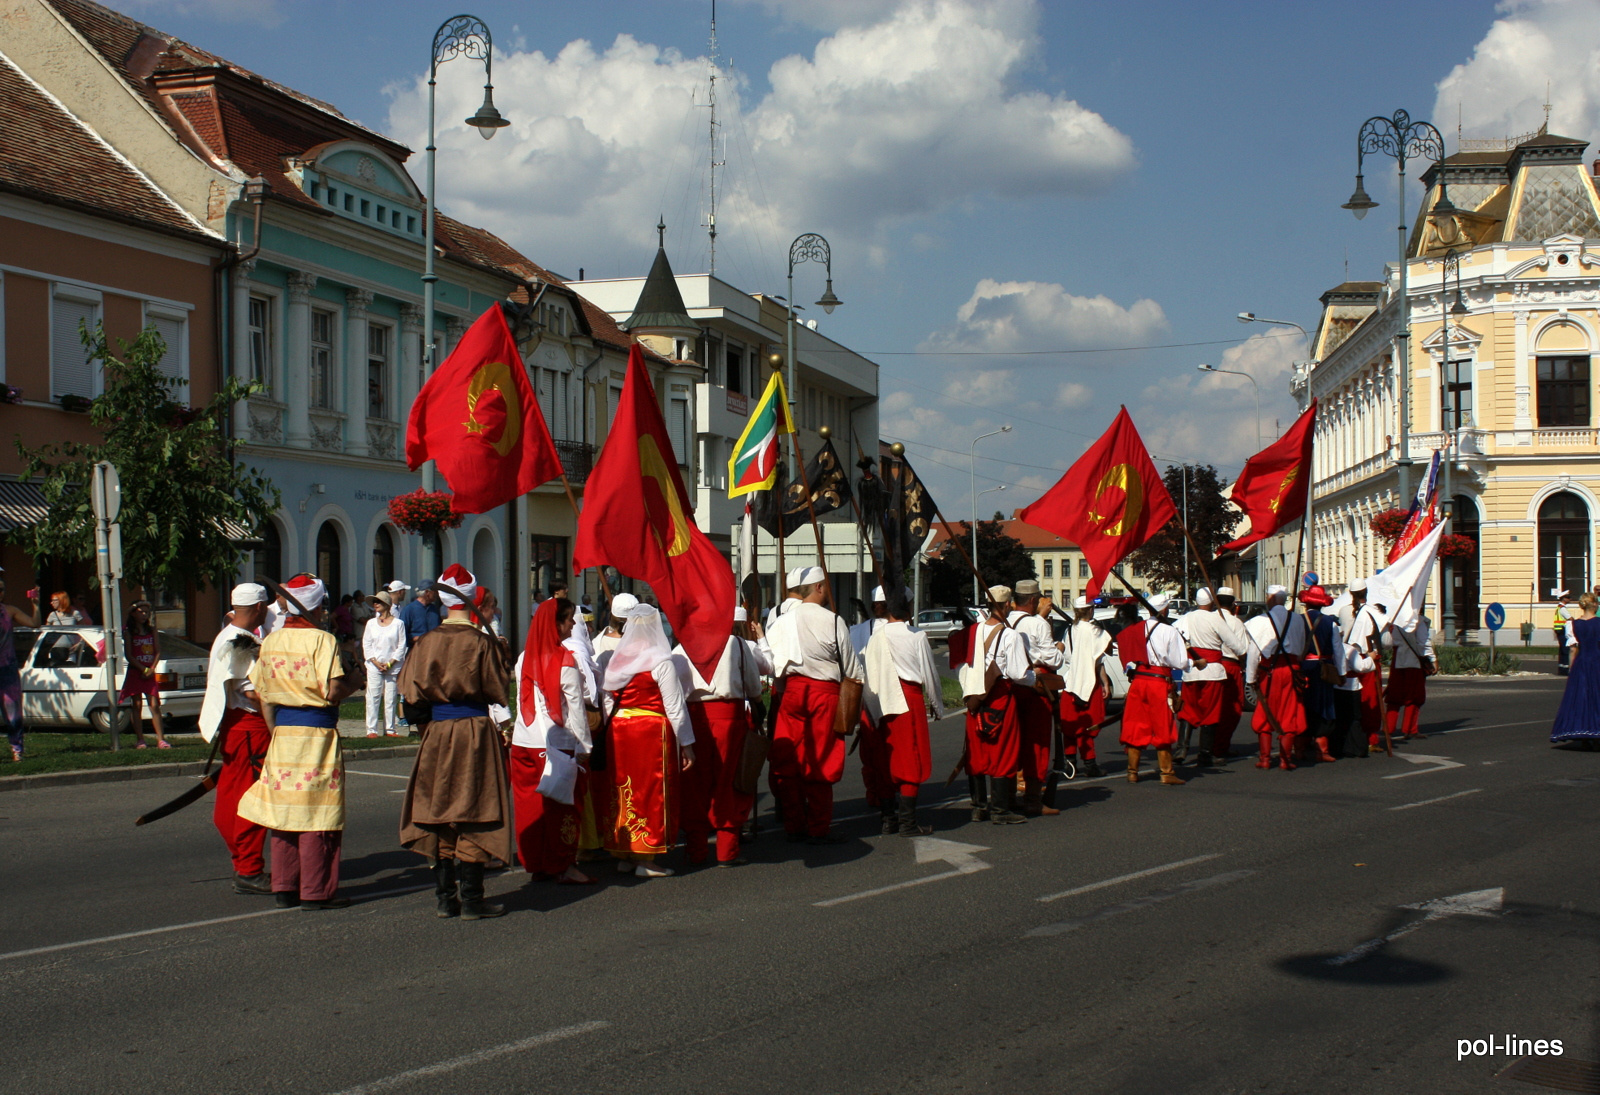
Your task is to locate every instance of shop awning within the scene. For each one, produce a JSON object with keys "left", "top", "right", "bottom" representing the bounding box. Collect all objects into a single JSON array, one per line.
[{"left": 0, "top": 481, "right": 48, "bottom": 533}]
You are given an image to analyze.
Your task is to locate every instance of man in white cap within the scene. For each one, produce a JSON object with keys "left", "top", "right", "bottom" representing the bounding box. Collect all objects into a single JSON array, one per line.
[
  {"left": 848, "top": 585, "right": 888, "bottom": 655},
  {"left": 238, "top": 573, "right": 356, "bottom": 910},
  {"left": 199, "top": 583, "right": 273, "bottom": 895},
  {"left": 1060, "top": 596, "right": 1112, "bottom": 778},
  {"left": 765, "top": 567, "right": 809, "bottom": 630},
  {"left": 861, "top": 587, "right": 945, "bottom": 835},
  {"left": 960, "top": 585, "right": 1034, "bottom": 823},
  {"left": 1175, "top": 588, "right": 1247, "bottom": 767},
  {"left": 1554, "top": 589, "right": 1575, "bottom": 675},
  {"left": 399, "top": 565, "right": 515, "bottom": 918},
  {"left": 384, "top": 579, "right": 411, "bottom": 607},
  {"left": 1211, "top": 586, "right": 1252, "bottom": 761},
  {"left": 766, "top": 565, "right": 861, "bottom": 844},
  {"left": 1009, "top": 579, "right": 1063, "bottom": 816},
  {"left": 1244, "top": 585, "right": 1309, "bottom": 770},
  {"left": 1339, "top": 578, "right": 1386, "bottom": 756},
  {"left": 849, "top": 585, "right": 896, "bottom": 832},
  {"left": 1115, "top": 592, "right": 1197, "bottom": 785}
]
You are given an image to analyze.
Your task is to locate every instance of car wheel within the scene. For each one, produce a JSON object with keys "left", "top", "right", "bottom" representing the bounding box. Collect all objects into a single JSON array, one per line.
[{"left": 89, "top": 707, "right": 132, "bottom": 734}]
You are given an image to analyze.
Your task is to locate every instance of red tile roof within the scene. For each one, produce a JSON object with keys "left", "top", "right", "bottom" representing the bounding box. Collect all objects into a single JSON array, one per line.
[
  {"left": 0, "top": 52, "right": 212, "bottom": 241},
  {"left": 929, "top": 514, "right": 1082, "bottom": 552}
]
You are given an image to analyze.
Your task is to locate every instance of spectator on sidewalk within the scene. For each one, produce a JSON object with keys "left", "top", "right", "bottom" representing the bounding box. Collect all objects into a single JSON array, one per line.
[
  {"left": 362, "top": 592, "right": 406, "bottom": 737},
  {"left": 399, "top": 580, "right": 442, "bottom": 644},
  {"left": 0, "top": 574, "right": 39, "bottom": 761}
]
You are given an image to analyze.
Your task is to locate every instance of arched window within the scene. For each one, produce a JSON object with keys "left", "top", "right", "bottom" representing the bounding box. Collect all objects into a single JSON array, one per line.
[
  {"left": 473, "top": 527, "right": 496, "bottom": 589},
  {"left": 316, "top": 521, "right": 343, "bottom": 604},
  {"left": 252, "top": 520, "right": 282, "bottom": 583},
  {"left": 372, "top": 525, "right": 396, "bottom": 591},
  {"left": 1538, "top": 491, "right": 1590, "bottom": 598},
  {"left": 1448, "top": 495, "right": 1480, "bottom": 631}
]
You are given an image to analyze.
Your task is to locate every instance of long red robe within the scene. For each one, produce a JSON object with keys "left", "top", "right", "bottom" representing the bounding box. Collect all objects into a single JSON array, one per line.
[{"left": 604, "top": 673, "right": 679, "bottom": 856}]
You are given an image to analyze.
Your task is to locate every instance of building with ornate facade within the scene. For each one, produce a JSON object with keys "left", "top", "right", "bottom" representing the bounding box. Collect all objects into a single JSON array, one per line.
[{"left": 1282, "top": 127, "right": 1600, "bottom": 639}]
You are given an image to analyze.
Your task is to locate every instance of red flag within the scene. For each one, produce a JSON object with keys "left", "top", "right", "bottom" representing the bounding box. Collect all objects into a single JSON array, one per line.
[
  {"left": 1219, "top": 399, "right": 1317, "bottom": 554},
  {"left": 574, "top": 345, "right": 735, "bottom": 680},
  {"left": 1018, "top": 407, "right": 1176, "bottom": 598},
  {"left": 405, "top": 305, "right": 562, "bottom": 513}
]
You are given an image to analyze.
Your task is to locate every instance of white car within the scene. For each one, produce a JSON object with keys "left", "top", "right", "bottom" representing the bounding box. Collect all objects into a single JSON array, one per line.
[{"left": 14, "top": 626, "right": 210, "bottom": 732}]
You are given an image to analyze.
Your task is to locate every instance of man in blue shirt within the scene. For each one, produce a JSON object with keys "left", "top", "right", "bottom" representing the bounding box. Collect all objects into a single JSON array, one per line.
[{"left": 398, "top": 580, "right": 442, "bottom": 643}]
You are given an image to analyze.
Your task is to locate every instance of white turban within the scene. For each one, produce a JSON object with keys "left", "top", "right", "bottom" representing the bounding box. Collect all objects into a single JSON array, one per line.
[
  {"left": 1266, "top": 584, "right": 1288, "bottom": 598},
  {"left": 1073, "top": 596, "right": 1090, "bottom": 610},
  {"left": 1349, "top": 578, "right": 1367, "bottom": 593},
  {"left": 733, "top": 606, "right": 748, "bottom": 623},
  {"left": 436, "top": 564, "right": 476, "bottom": 607},
  {"left": 786, "top": 567, "right": 808, "bottom": 590},
  {"left": 796, "top": 566, "right": 825, "bottom": 587},
  {"left": 987, "top": 584, "right": 1013, "bottom": 603},
  {"left": 1217, "top": 586, "right": 1235, "bottom": 597},
  {"left": 1147, "top": 592, "right": 1172, "bottom": 613},
  {"left": 230, "top": 582, "right": 268, "bottom": 607},
  {"left": 282, "top": 574, "right": 326, "bottom": 615},
  {"left": 871, "top": 586, "right": 886, "bottom": 602},
  {"left": 1195, "top": 588, "right": 1215, "bottom": 607}
]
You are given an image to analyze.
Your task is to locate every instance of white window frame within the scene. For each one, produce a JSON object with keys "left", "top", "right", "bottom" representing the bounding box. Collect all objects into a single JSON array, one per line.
[
  {"left": 367, "top": 321, "right": 392, "bottom": 420},
  {"left": 247, "top": 292, "right": 275, "bottom": 395},
  {"left": 50, "top": 283, "right": 102, "bottom": 401},
  {"left": 142, "top": 300, "right": 190, "bottom": 390},
  {"left": 310, "top": 306, "right": 337, "bottom": 410}
]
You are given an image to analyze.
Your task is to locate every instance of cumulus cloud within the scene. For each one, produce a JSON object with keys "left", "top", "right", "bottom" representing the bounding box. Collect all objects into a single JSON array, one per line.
[
  {"left": 729, "top": 0, "right": 911, "bottom": 31},
  {"left": 385, "top": 0, "right": 1134, "bottom": 269},
  {"left": 1054, "top": 381, "right": 1092, "bottom": 409},
  {"left": 923, "top": 278, "right": 1168, "bottom": 354},
  {"left": 945, "top": 369, "right": 1017, "bottom": 405},
  {"left": 1434, "top": 0, "right": 1600, "bottom": 145}
]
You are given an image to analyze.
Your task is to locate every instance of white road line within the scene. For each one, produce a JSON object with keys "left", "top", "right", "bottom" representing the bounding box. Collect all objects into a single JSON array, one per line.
[
  {"left": 1036, "top": 853, "right": 1224, "bottom": 904},
  {"left": 1388, "top": 788, "right": 1483, "bottom": 811},
  {"left": 1026, "top": 869, "right": 1256, "bottom": 938},
  {"left": 812, "top": 865, "right": 984, "bottom": 907},
  {"left": 1382, "top": 753, "right": 1466, "bottom": 779},
  {"left": 1423, "top": 719, "right": 1547, "bottom": 735},
  {"left": 329, "top": 1021, "right": 611, "bottom": 1094},
  {"left": 346, "top": 769, "right": 410, "bottom": 779},
  {"left": 0, "top": 883, "right": 433, "bottom": 963}
]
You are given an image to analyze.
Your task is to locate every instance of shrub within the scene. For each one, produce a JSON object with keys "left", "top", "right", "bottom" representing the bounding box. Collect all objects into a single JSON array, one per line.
[{"left": 1434, "top": 646, "right": 1520, "bottom": 675}]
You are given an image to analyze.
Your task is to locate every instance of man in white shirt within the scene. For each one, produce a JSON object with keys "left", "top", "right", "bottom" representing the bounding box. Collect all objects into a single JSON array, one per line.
[
  {"left": 766, "top": 566, "right": 862, "bottom": 844},
  {"left": 1009, "top": 580, "right": 1063, "bottom": 817},
  {"left": 1176, "top": 588, "right": 1247, "bottom": 767},
  {"left": 1342, "top": 579, "right": 1387, "bottom": 755},
  {"left": 1384, "top": 614, "right": 1435, "bottom": 740},
  {"left": 861, "top": 589, "right": 946, "bottom": 836},
  {"left": 849, "top": 585, "right": 888, "bottom": 655},
  {"left": 1554, "top": 589, "right": 1575, "bottom": 675},
  {"left": 960, "top": 585, "right": 1034, "bottom": 824},
  {"left": 1060, "top": 596, "right": 1113, "bottom": 778},
  {"left": 1244, "top": 585, "right": 1310, "bottom": 769},
  {"left": 1212, "top": 586, "right": 1252, "bottom": 762},
  {"left": 199, "top": 583, "right": 272, "bottom": 896},
  {"left": 1115, "top": 592, "right": 1196, "bottom": 785}
]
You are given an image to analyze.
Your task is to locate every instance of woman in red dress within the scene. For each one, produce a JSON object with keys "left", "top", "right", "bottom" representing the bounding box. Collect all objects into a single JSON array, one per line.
[{"left": 121, "top": 599, "right": 168, "bottom": 749}]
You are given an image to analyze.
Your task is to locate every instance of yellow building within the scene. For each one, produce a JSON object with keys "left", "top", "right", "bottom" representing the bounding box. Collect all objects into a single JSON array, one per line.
[{"left": 1290, "top": 128, "right": 1600, "bottom": 638}]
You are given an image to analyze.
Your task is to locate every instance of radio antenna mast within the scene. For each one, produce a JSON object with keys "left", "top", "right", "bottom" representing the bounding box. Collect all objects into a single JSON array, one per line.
[{"left": 703, "top": 0, "right": 725, "bottom": 275}]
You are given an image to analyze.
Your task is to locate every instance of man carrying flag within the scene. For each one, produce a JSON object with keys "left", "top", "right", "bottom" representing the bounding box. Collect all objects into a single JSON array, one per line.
[
  {"left": 1220, "top": 401, "right": 1316, "bottom": 555},
  {"left": 406, "top": 303, "right": 563, "bottom": 513}
]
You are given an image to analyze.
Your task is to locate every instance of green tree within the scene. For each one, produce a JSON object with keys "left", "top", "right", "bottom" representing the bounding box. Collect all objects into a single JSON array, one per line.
[
  {"left": 1126, "top": 463, "right": 1239, "bottom": 594},
  {"left": 923, "top": 512, "right": 1036, "bottom": 606},
  {"left": 16, "top": 325, "right": 280, "bottom": 596}
]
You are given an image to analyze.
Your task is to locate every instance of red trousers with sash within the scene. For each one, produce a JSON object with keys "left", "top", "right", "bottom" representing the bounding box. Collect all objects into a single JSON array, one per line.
[
  {"left": 1178, "top": 648, "right": 1225, "bottom": 727},
  {"left": 1120, "top": 667, "right": 1178, "bottom": 749},
  {"left": 875, "top": 681, "right": 932, "bottom": 797},
  {"left": 1216, "top": 657, "right": 1246, "bottom": 756},
  {"left": 1059, "top": 686, "right": 1105, "bottom": 762},
  {"left": 965, "top": 680, "right": 1021, "bottom": 777},
  {"left": 683, "top": 699, "right": 755, "bottom": 862},
  {"left": 510, "top": 745, "right": 585, "bottom": 876},
  {"left": 1384, "top": 666, "right": 1427, "bottom": 737},
  {"left": 1358, "top": 668, "right": 1383, "bottom": 745},
  {"left": 1015, "top": 683, "right": 1054, "bottom": 784},
  {"left": 214, "top": 708, "right": 270, "bottom": 876},
  {"left": 771, "top": 675, "right": 844, "bottom": 837},
  {"left": 1252, "top": 656, "right": 1307, "bottom": 737}
]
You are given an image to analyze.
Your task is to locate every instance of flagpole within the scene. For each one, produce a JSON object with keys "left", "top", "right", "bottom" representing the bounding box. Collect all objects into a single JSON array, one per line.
[
  {"left": 787, "top": 428, "right": 836, "bottom": 611},
  {"left": 824, "top": 426, "right": 889, "bottom": 597},
  {"left": 557, "top": 473, "right": 612, "bottom": 601}
]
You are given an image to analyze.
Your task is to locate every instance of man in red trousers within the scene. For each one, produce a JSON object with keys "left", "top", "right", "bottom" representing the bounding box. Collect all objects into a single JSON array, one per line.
[
  {"left": 199, "top": 583, "right": 272, "bottom": 895},
  {"left": 1245, "top": 585, "right": 1309, "bottom": 769},
  {"left": 1115, "top": 592, "right": 1197, "bottom": 785},
  {"left": 861, "top": 589, "right": 946, "bottom": 835},
  {"left": 1175, "top": 588, "right": 1243, "bottom": 767},
  {"left": 1212, "top": 587, "right": 1252, "bottom": 762},
  {"left": 960, "top": 586, "right": 1034, "bottom": 824},
  {"left": 1008, "top": 580, "right": 1063, "bottom": 817}
]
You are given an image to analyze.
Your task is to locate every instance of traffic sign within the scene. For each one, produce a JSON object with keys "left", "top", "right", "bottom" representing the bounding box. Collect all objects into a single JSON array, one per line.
[{"left": 1485, "top": 603, "right": 1505, "bottom": 632}]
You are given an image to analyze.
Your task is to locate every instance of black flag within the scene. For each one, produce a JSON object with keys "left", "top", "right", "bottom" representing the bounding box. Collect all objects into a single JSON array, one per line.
[
  {"left": 879, "top": 450, "right": 937, "bottom": 578},
  {"left": 755, "top": 439, "right": 853, "bottom": 539}
]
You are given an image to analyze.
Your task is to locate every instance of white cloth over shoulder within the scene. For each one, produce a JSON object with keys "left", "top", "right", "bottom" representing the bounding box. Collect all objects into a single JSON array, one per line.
[
  {"left": 1134, "top": 618, "right": 1192, "bottom": 672},
  {"left": 1175, "top": 609, "right": 1233, "bottom": 682},
  {"left": 1007, "top": 610, "right": 1063, "bottom": 669},
  {"left": 1063, "top": 619, "right": 1112, "bottom": 702},
  {"left": 863, "top": 621, "right": 945, "bottom": 721},
  {"left": 1387, "top": 616, "right": 1435, "bottom": 669},
  {"left": 767, "top": 601, "right": 861, "bottom": 681},
  {"left": 848, "top": 615, "right": 886, "bottom": 656},
  {"left": 960, "top": 619, "right": 1033, "bottom": 697},
  {"left": 673, "top": 635, "right": 768, "bottom": 702},
  {"left": 199, "top": 624, "right": 260, "bottom": 741},
  {"left": 510, "top": 652, "right": 590, "bottom": 753},
  {"left": 1244, "top": 606, "right": 1310, "bottom": 682}
]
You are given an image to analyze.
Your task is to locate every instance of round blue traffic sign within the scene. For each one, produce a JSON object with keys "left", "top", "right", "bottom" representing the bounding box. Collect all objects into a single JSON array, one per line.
[{"left": 1485, "top": 602, "right": 1505, "bottom": 631}]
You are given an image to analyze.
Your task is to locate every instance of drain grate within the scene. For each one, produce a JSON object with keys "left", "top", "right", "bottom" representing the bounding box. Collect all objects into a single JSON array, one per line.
[{"left": 1501, "top": 1057, "right": 1600, "bottom": 1094}]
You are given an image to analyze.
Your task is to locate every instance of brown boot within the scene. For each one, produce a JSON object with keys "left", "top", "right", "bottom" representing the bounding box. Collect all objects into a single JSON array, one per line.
[
  {"left": 1315, "top": 736, "right": 1338, "bottom": 763},
  {"left": 1255, "top": 732, "right": 1272, "bottom": 769},
  {"left": 1278, "top": 733, "right": 1298, "bottom": 770},
  {"left": 1157, "top": 749, "right": 1186, "bottom": 785},
  {"left": 1125, "top": 746, "right": 1141, "bottom": 783},
  {"left": 1021, "top": 790, "right": 1060, "bottom": 817}
]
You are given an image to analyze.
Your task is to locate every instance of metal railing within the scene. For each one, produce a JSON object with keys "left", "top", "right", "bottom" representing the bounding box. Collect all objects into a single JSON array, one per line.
[{"left": 555, "top": 439, "right": 594, "bottom": 483}]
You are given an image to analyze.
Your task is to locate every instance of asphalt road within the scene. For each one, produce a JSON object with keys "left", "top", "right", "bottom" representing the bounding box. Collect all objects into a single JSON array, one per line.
[{"left": 1, "top": 674, "right": 1595, "bottom": 1095}]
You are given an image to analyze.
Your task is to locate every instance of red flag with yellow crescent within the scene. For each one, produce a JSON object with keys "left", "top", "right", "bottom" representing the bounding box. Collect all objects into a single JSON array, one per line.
[
  {"left": 1219, "top": 399, "right": 1317, "bottom": 554},
  {"left": 574, "top": 344, "right": 735, "bottom": 680},
  {"left": 405, "top": 304, "right": 562, "bottom": 513},
  {"left": 1018, "top": 407, "right": 1177, "bottom": 597}
]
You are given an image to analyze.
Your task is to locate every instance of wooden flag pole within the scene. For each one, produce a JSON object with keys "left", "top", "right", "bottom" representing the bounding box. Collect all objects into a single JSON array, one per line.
[
  {"left": 557, "top": 473, "right": 612, "bottom": 601},
  {"left": 826, "top": 428, "right": 889, "bottom": 597},
  {"left": 787, "top": 428, "right": 836, "bottom": 611}
]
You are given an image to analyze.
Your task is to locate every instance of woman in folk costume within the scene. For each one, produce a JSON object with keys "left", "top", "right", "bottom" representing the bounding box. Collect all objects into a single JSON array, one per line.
[
  {"left": 601, "top": 602, "right": 695, "bottom": 878},
  {"left": 862, "top": 589, "right": 945, "bottom": 836},
  {"left": 238, "top": 573, "right": 356, "bottom": 910},
  {"left": 674, "top": 606, "right": 769, "bottom": 867},
  {"left": 398, "top": 565, "right": 515, "bottom": 920},
  {"left": 510, "top": 597, "right": 596, "bottom": 884}
]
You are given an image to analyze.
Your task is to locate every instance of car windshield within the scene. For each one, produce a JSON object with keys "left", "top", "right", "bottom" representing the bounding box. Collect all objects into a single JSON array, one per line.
[{"left": 156, "top": 632, "right": 210, "bottom": 659}]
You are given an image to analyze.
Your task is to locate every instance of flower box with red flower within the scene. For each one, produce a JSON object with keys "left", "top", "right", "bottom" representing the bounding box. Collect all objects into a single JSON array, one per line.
[{"left": 387, "top": 489, "right": 464, "bottom": 535}]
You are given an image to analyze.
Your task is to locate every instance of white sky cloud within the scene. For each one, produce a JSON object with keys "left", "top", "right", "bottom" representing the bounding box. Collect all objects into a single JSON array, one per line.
[
  {"left": 923, "top": 278, "right": 1168, "bottom": 354},
  {"left": 1434, "top": 0, "right": 1600, "bottom": 144},
  {"left": 385, "top": 0, "right": 1134, "bottom": 268},
  {"left": 1054, "top": 381, "right": 1092, "bottom": 409}
]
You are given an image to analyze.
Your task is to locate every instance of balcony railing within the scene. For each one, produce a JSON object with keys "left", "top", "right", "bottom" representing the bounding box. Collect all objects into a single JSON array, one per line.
[{"left": 555, "top": 440, "right": 594, "bottom": 484}]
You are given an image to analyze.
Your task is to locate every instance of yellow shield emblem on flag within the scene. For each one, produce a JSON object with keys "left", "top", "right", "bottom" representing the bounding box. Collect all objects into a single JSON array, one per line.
[
  {"left": 464, "top": 360, "right": 521, "bottom": 457},
  {"left": 1088, "top": 463, "right": 1143, "bottom": 536},
  {"left": 639, "top": 434, "right": 693, "bottom": 557}
]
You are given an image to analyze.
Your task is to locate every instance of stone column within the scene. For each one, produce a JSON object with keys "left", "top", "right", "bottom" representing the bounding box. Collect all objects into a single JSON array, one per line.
[
  {"left": 1513, "top": 306, "right": 1532, "bottom": 439},
  {"left": 284, "top": 271, "right": 317, "bottom": 448},
  {"left": 445, "top": 315, "right": 467, "bottom": 358},
  {"left": 399, "top": 303, "right": 424, "bottom": 438},
  {"left": 345, "top": 288, "right": 373, "bottom": 457},
  {"left": 230, "top": 258, "right": 256, "bottom": 439}
]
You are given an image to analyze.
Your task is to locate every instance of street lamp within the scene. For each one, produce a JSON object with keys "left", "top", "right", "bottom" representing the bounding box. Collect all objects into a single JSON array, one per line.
[
  {"left": 969, "top": 425, "right": 1012, "bottom": 604},
  {"left": 1438, "top": 247, "right": 1471, "bottom": 642},
  {"left": 1340, "top": 109, "right": 1448, "bottom": 502},
  {"left": 1197, "top": 363, "right": 1262, "bottom": 451},
  {"left": 976, "top": 485, "right": 1007, "bottom": 600},
  {"left": 420, "top": 14, "right": 510, "bottom": 577},
  {"left": 784, "top": 233, "right": 841, "bottom": 423}
]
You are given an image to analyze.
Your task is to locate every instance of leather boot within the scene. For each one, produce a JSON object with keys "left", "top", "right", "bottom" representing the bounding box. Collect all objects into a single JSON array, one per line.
[
  {"left": 968, "top": 775, "right": 989, "bottom": 822},
  {"left": 1278, "top": 733, "right": 1298, "bottom": 770},
  {"left": 1126, "top": 746, "right": 1142, "bottom": 783},
  {"left": 896, "top": 793, "right": 930, "bottom": 836},
  {"left": 879, "top": 798, "right": 898, "bottom": 835},
  {"left": 1021, "top": 789, "right": 1061, "bottom": 817},
  {"left": 1195, "top": 725, "right": 1214, "bottom": 767},
  {"left": 457, "top": 861, "right": 506, "bottom": 920},
  {"left": 433, "top": 859, "right": 459, "bottom": 919},
  {"left": 1315, "top": 736, "right": 1338, "bottom": 763},
  {"left": 1081, "top": 757, "right": 1104, "bottom": 779},
  {"left": 1256, "top": 732, "right": 1272, "bottom": 769},
  {"left": 987, "top": 776, "right": 1027, "bottom": 824},
  {"left": 1157, "top": 749, "right": 1186, "bottom": 785}
]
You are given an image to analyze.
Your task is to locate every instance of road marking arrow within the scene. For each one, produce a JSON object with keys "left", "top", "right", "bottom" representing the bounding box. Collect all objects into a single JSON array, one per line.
[
  {"left": 813, "top": 837, "right": 992, "bottom": 907},
  {"left": 1327, "top": 887, "right": 1504, "bottom": 966},
  {"left": 1382, "top": 752, "right": 1465, "bottom": 779}
]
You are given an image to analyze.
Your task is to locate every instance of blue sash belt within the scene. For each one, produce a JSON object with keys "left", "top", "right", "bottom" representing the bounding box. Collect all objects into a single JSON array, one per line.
[
  {"left": 432, "top": 702, "right": 490, "bottom": 721},
  {"left": 273, "top": 705, "right": 338, "bottom": 729}
]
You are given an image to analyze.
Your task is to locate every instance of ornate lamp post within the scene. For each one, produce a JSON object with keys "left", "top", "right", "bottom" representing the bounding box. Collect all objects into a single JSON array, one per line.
[
  {"left": 784, "top": 233, "right": 842, "bottom": 411},
  {"left": 419, "top": 14, "right": 510, "bottom": 576},
  {"left": 1439, "top": 247, "right": 1471, "bottom": 641}
]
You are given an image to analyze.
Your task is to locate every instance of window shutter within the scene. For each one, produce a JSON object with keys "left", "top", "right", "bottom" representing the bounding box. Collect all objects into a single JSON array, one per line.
[
  {"left": 148, "top": 313, "right": 185, "bottom": 385},
  {"left": 51, "top": 296, "right": 96, "bottom": 399},
  {"left": 536, "top": 368, "right": 554, "bottom": 429},
  {"left": 669, "top": 396, "right": 690, "bottom": 465},
  {"left": 554, "top": 372, "right": 569, "bottom": 439}
]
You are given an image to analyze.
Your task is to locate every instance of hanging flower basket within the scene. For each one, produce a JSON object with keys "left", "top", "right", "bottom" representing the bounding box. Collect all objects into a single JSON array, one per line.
[
  {"left": 1368, "top": 508, "right": 1411, "bottom": 545},
  {"left": 1438, "top": 533, "right": 1477, "bottom": 558},
  {"left": 388, "top": 489, "right": 464, "bottom": 535}
]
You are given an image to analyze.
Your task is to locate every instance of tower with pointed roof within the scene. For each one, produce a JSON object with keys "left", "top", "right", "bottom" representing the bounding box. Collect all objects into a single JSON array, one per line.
[{"left": 621, "top": 220, "right": 701, "bottom": 362}]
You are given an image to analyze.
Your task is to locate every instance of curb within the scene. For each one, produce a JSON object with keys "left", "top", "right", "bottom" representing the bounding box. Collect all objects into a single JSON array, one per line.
[{"left": 0, "top": 744, "right": 420, "bottom": 794}]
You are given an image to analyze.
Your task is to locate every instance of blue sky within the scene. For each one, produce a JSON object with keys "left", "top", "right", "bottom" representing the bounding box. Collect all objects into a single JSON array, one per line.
[{"left": 120, "top": 0, "right": 1590, "bottom": 515}]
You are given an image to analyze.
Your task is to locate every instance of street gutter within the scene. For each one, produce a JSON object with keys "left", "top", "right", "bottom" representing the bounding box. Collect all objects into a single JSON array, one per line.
[{"left": 0, "top": 743, "right": 420, "bottom": 793}]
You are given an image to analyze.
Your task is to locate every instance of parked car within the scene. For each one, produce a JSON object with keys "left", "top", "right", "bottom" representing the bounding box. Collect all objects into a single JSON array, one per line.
[
  {"left": 14, "top": 626, "right": 209, "bottom": 732},
  {"left": 914, "top": 606, "right": 978, "bottom": 642}
]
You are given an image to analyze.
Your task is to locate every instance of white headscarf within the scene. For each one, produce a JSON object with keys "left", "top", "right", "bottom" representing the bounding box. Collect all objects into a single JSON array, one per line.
[{"left": 602, "top": 604, "right": 672, "bottom": 690}]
